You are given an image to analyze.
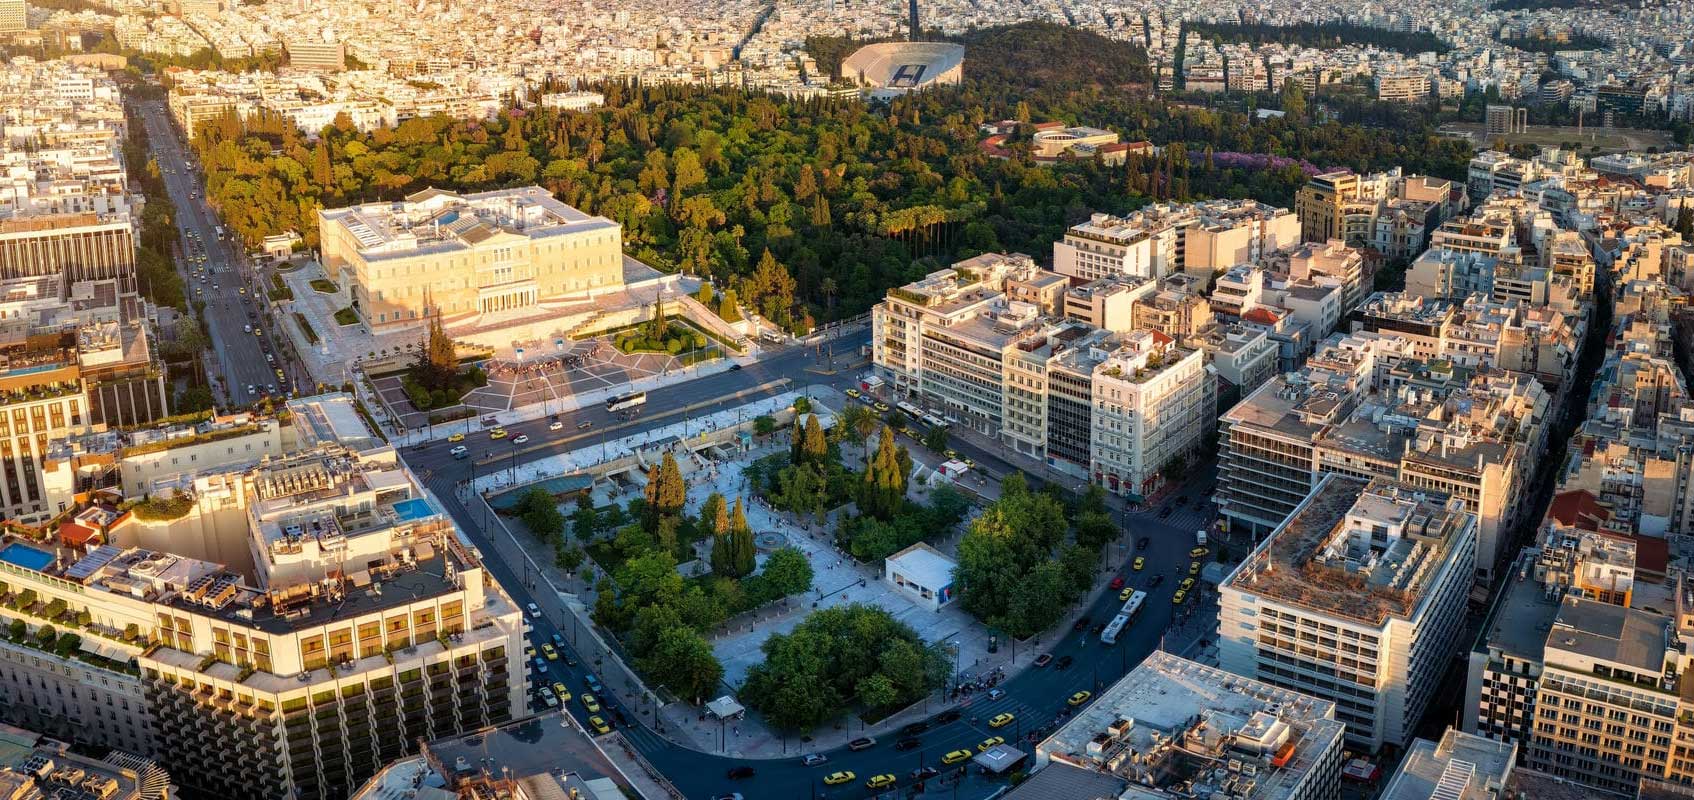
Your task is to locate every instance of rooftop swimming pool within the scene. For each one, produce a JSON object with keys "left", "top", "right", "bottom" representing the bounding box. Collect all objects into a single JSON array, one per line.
[
  {"left": 391, "top": 497, "right": 435, "bottom": 522},
  {"left": 0, "top": 543, "right": 54, "bottom": 573}
]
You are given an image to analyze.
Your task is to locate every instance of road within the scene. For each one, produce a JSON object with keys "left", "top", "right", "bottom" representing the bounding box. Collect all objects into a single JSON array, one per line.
[
  {"left": 401, "top": 342, "right": 1220, "bottom": 799},
  {"left": 134, "top": 100, "right": 304, "bottom": 406}
]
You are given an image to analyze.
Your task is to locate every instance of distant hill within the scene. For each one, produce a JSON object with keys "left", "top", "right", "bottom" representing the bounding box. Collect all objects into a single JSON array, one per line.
[
  {"left": 956, "top": 22, "right": 1152, "bottom": 92},
  {"left": 806, "top": 22, "right": 1150, "bottom": 94}
]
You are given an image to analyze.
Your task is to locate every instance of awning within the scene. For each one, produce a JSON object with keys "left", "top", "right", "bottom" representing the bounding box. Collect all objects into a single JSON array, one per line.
[
  {"left": 706, "top": 696, "right": 744, "bottom": 720},
  {"left": 973, "top": 744, "right": 1026, "bottom": 774}
]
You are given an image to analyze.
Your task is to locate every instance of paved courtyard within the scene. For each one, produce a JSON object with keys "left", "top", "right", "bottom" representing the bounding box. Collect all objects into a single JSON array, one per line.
[{"left": 370, "top": 337, "right": 708, "bottom": 431}]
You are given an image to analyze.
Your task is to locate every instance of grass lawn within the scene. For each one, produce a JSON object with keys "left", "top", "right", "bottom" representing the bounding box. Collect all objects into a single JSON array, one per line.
[
  {"left": 333, "top": 307, "right": 359, "bottom": 326},
  {"left": 310, "top": 278, "right": 339, "bottom": 293}
]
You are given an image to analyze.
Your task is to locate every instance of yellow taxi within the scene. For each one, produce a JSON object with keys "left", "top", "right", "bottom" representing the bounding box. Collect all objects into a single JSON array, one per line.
[
  {"left": 587, "top": 715, "right": 610, "bottom": 734},
  {"left": 489, "top": 428, "right": 508, "bottom": 440},
  {"left": 1119, "top": 587, "right": 1134, "bottom": 601},
  {"left": 1173, "top": 589, "right": 1188, "bottom": 605},
  {"left": 1190, "top": 546, "right": 1209, "bottom": 558},
  {"left": 541, "top": 643, "right": 559, "bottom": 661},
  {"left": 580, "top": 693, "right": 600, "bottom": 713},
  {"left": 823, "top": 771, "right": 855, "bottom": 786},
  {"left": 1069, "top": 690, "right": 1092, "bottom": 706},
  {"left": 552, "top": 682, "right": 571, "bottom": 702},
  {"left": 1189, "top": 561, "right": 1201, "bottom": 575},
  {"left": 447, "top": 432, "right": 465, "bottom": 442},
  {"left": 866, "top": 774, "right": 896, "bottom": 790},
  {"left": 1132, "top": 556, "right": 1145, "bottom": 571},
  {"left": 977, "top": 736, "right": 1003, "bottom": 752},
  {"left": 845, "top": 388, "right": 861, "bottom": 399},
  {"left": 988, "top": 713, "right": 1014, "bottom": 729},
  {"left": 941, "top": 750, "right": 972, "bottom": 765}
]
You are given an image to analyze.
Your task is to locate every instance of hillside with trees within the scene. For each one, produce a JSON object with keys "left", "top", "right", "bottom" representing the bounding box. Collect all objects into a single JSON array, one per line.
[
  {"left": 185, "top": 21, "right": 1471, "bottom": 332},
  {"left": 1187, "top": 21, "right": 1451, "bottom": 55}
]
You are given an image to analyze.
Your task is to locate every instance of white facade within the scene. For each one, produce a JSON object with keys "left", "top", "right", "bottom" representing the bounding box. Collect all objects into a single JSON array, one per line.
[{"left": 1218, "top": 475, "right": 1478, "bottom": 752}]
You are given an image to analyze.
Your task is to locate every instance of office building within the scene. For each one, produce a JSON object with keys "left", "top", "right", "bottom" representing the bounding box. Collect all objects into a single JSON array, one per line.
[
  {"left": 1014, "top": 651, "right": 1345, "bottom": 800},
  {"left": 0, "top": 214, "right": 136, "bottom": 291},
  {"left": 285, "top": 39, "right": 346, "bottom": 72},
  {"left": 318, "top": 186, "right": 625, "bottom": 330},
  {"left": 1218, "top": 475, "right": 1478, "bottom": 751}
]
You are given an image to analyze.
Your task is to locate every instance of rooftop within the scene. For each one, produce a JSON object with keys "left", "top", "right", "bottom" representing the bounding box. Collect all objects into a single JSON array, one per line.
[
  {"left": 319, "top": 186, "right": 616, "bottom": 260},
  {"left": 1034, "top": 651, "right": 1344, "bottom": 800},
  {"left": 1379, "top": 729, "right": 1516, "bottom": 800},
  {"left": 1225, "top": 476, "right": 1474, "bottom": 626},
  {"left": 1544, "top": 595, "right": 1672, "bottom": 676}
]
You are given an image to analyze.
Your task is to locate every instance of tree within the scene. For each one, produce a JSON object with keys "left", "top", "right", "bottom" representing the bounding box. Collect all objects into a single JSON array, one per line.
[
  {"left": 799, "top": 411, "right": 826, "bottom": 461},
  {"left": 1074, "top": 510, "right": 1117, "bottom": 551},
  {"left": 414, "top": 308, "right": 457, "bottom": 388},
  {"left": 641, "top": 626, "right": 723, "bottom": 702},
  {"left": 954, "top": 488, "right": 1073, "bottom": 637},
  {"left": 922, "top": 425, "right": 950, "bottom": 453},
  {"left": 730, "top": 497, "right": 756, "bottom": 577},
  {"left": 1279, "top": 77, "right": 1307, "bottom": 120},
  {"left": 860, "top": 426, "right": 909, "bottom": 520},
  {"left": 643, "top": 452, "right": 687, "bottom": 522},
  {"left": 855, "top": 673, "right": 898, "bottom": 710},
  {"left": 753, "top": 415, "right": 777, "bottom": 437},
  {"left": 760, "top": 546, "right": 813, "bottom": 597}
]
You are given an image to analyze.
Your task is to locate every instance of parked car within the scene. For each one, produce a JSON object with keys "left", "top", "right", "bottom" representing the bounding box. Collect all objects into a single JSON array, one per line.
[
  {"left": 894, "top": 737, "right": 922, "bottom": 751},
  {"left": 1072, "top": 616, "right": 1091, "bottom": 632},
  {"left": 1032, "top": 653, "right": 1053, "bottom": 668},
  {"left": 725, "top": 766, "right": 755, "bottom": 780},
  {"left": 847, "top": 737, "right": 876, "bottom": 751},
  {"left": 901, "top": 721, "right": 930, "bottom": 736},
  {"left": 1055, "top": 655, "right": 1074, "bottom": 670},
  {"left": 801, "top": 754, "right": 828, "bottom": 767}
]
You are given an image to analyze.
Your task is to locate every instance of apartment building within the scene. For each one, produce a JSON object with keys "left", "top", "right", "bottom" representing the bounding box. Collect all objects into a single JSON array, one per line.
[
  {"left": 1218, "top": 475, "right": 1478, "bottom": 751},
  {"left": 1017, "top": 651, "right": 1345, "bottom": 800},
  {"left": 1053, "top": 211, "right": 1180, "bottom": 282},
  {"left": 1054, "top": 200, "right": 1298, "bottom": 283},
  {"left": 873, "top": 254, "right": 1216, "bottom": 497},
  {"left": 1375, "top": 72, "right": 1431, "bottom": 103},
  {"left": 1196, "top": 323, "right": 1279, "bottom": 398},
  {"left": 1088, "top": 330, "right": 1215, "bottom": 499},
  {"left": 0, "top": 0, "right": 24, "bottom": 34},
  {"left": 318, "top": 186, "right": 624, "bottom": 329},
  {"left": 1061, "top": 275, "right": 1152, "bottom": 332},
  {"left": 1298, "top": 169, "right": 1465, "bottom": 252}
]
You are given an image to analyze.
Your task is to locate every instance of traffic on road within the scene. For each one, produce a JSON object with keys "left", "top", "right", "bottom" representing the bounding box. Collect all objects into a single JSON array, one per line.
[{"left": 401, "top": 342, "right": 1223, "bottom": 799}]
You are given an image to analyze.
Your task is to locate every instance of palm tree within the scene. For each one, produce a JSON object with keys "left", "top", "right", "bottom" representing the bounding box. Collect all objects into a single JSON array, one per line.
[{"left": 837, "top": 403, "right": 879, "bottom": 466}]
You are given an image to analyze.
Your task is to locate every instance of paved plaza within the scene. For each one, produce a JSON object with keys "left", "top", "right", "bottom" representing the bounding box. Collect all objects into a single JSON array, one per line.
[{"left": 370, "top": 337, "right": 705, "bottom": 431}]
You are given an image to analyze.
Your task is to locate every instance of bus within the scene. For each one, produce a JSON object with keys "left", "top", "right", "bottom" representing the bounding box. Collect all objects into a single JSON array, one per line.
[
  {"left": 1100, "top": 590, "right": 1147, "bottom": 645},
  {"left": 606, "top": 391, "right": 647, "bottom": 412},
  {"left": 214, "top": 225, "right": 225, "bottom": 240}
]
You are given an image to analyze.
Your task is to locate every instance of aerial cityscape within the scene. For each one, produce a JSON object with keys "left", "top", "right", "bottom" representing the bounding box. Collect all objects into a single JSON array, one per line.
[{"left": 0, "top": 0, "right": 1693, "bottom": 798}]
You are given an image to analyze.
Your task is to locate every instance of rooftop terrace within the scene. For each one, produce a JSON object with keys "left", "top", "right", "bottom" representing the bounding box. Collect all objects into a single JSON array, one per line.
[
  {"left": 1225, "top": 476, "right": 1472, "bottom": 625},
  {"left": 1035, "top": 651, "right": 1344, "bottom": 800}
]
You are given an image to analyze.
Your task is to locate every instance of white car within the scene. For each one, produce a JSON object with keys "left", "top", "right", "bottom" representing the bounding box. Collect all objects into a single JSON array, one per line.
[
  {"left": 549, "top": 421, "right": 563, "bottom": 431},
  {"left": 526, "top": 603, "right": 540, "bottom": 618},
  {"left": 449, "top": 445, "right": 468, "bottom": 456},
  {"left": 513, "top": 434, "right": 530, "bottom": 444}
]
